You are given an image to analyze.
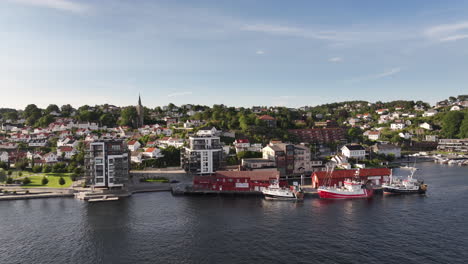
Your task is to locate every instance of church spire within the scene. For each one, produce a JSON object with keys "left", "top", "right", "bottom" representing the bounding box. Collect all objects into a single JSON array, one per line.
[{"left": 138, "top": 94, "right": 142, "bottom": 106}]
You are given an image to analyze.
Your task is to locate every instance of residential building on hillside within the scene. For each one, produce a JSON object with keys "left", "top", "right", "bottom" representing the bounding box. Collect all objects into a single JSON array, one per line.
[
  {"left": 423, "top": 109, "right": 438, "bottom": 117},
  {"left": 364, "top": 130, "right": 380, "bottom": 141},
  {"left": 341, "top": 144, "right": 366, "bottom": 160},
  {"left": 181, "top": 135, "right": 223, "bottom": 174},
  {"left": 196, "top": 126, "right": 220, "bottom": 137},
  {"left": 127, "top": 140, "right": 141, "bottom": 152},
  {"left": 258, "top": 115, "right": 277, "bottom": 128},
  {"left": 419, "top": 122, "right": 433, "bottom": 130},
  {"left": 84, "top": 140, "right": 130, "bottom": 188},
  {"left": 262, "top": 142, "right": 318, "bottom": 175}
]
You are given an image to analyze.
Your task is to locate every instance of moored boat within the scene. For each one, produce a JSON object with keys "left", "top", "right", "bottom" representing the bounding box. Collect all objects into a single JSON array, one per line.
[
  {"left": 262, "top": 182, "right": 304, "bottom": 200},
  {"left": 382, "top": 168, "right": 427, "bottom": 194},
  {"left": 318, "top": 179, "right": 374, "bottom": 199},
  {"left": 317, "top": 165, "right": 374, "bottom": 199}
]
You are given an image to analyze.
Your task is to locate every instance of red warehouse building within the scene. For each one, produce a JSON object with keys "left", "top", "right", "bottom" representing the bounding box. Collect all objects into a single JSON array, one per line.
[
  {"left": 193, "top": 170, "right": 282, "bottom": 192},
  {"left": 311, "top": 168, "right": 391, "bottom": 188}
]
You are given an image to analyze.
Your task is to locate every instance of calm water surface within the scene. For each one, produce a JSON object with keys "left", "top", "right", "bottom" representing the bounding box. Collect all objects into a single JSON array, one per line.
[{"left": 1, "top": 162, "right": 467, "bottom": 264}]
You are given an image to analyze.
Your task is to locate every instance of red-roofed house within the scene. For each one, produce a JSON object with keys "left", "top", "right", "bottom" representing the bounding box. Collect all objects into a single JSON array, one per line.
[
  {"left": 127, "top": 140, "right": 141, "bottom": 151},
  {"left": 142, "top": 147, "right": 163, "bottom": 158},
  {"left": 311, "top": 168, "right": 391, "bottom": 188},
  {"left": 258, "top": 115, "right": 277, "bottom": 127},
  {"left": 57, "top": 146, "right": 76, "bottom": 160}
]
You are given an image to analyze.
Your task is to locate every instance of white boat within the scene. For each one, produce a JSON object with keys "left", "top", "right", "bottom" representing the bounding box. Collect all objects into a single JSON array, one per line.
[
  {"left": 262, "top": 182, "right": 304, "bottom": 200},
  {"left": 382, "top": 168, "right": 427, "bottom": 194}
]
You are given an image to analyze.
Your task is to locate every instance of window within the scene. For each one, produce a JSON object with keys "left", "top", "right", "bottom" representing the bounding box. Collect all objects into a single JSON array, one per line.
[
  {"left": 96, "top": 178, "right": 104, "bottom": 183},
  {"left": 95, "top": 158, "right": 103, "bottom": 164},
  {"left": 111, "top": 144, "right": 121, "bottom": 151}
]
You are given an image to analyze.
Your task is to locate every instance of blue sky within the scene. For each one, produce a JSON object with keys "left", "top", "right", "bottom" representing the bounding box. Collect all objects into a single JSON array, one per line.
[{"left": 1, "top": 0, "right": 468, "bottom": 109}]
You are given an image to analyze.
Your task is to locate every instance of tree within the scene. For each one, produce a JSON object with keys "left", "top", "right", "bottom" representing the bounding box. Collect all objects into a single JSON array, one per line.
[
  {"left": 441, "top": 111, "right": 464, "bottom": 138},
  {"left": 36, "top": 115, "right": 55, "bottom": 127},
  {"left": 42, "top": 164, "right": 52, "bottom": 173},
  {"left": 99, "top": 113, "right": 117, "bottom": 127},
  {"left": 45, "top": 104, "right": 60, "bottom": 114},
  {"left": 60, "top": 104, "right": 74, "bottom": 117},
  {"left": 0, "top": 161, "right": 8, "bottom": 170},
  {"left": 23, "top": 104, "right": 42, "bottom": 126},
  {"left": 0, "top": 169, "right": 6, "bottom": 182},
  {"left": 32, "top": 165, "right": 42, "bottom": 173},
  {"left": 22, "top": 177, "right": 31, "bottom": 185},
  {"left": 41, "top": 177, "right": 49, "bottom": 185},
  {"left": 347, "top": 127, "right": 363, "bottom": 143},
  {"left": 59, "top": 177, "right": 66, "bottom": 186},
  {"left": 458, "top": 112, "right": 468, "bottom": 138},
  {"left": 4, "top": 111, "right": 18, "bottom": 121},
  {"left": 15, "top": 159, "right": 28, "bottom": 171},
  {"left": 119, "top": 106, "right": 138, "bottom": 127}
]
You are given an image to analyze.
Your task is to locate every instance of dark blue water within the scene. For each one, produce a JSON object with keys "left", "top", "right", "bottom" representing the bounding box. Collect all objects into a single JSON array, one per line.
[{"left": 1, "top": 162, "right": 467, "bottom": 264}]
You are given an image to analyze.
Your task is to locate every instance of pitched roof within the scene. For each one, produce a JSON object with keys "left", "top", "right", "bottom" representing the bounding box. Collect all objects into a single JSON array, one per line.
[
  {"left": 235, "top": 139, "right": 250, "bottom": 144},
  {"left": 258, "top": 115, "right": 275, "bottom": 120},
  {"left": 145, "top": 147, "right": 157, "bottom": 152},
  {"left": 58, "top": 146, "right": 74, "bottom": 152},
  {"left": 127, "top": 140, "right": 138, "bottom": 145},
  {"left": 343, "top": 144, "right": 365, "bottom": 150}
]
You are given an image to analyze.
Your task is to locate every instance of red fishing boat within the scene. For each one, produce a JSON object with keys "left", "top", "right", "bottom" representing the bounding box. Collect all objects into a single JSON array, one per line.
[{"left": 317, "top": 165, "right": 374, "bottom": 199}]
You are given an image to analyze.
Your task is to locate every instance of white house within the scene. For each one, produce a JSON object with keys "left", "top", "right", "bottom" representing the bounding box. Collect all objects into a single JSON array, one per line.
[
  {"left": 0, "top": 151, "right": 8, "bottom": 162},
  {"left": 57, "top": 146, "right": 76, "bottom": 160},
  {"left": 419, "top": 122, "right": 433, "bottom": 130},
  {"left": 450, "top": 105, "right": 463, "bottom": 111},
  {"left": 423, "top": 109, "right": 438, "bottom": 117},
  {"left": 43, "top": 152, "right": 58, "bottom": 163},
  {"left": 196, "top": 126, "right": 219, "bottom": 137},
  {"left": 142, "top": 147, "right": 163, "bottom": 158},
  {"left": 399, "top": 132, "right": 412, "bottom": 140},
  {"left": 130, "top": 151, "right": 143, "bottom": 163},
  {"left": 340, "top": 145, "right": 366, "bottom": 160},
  {"left": 390, "top": 122, "right": 406, "bottom": 130},
  {"left": 127, "top": 140, "right": 141, "bottom": 152},
  {"left": 365, "top": 131, "right": 381, "bottom": 141}
]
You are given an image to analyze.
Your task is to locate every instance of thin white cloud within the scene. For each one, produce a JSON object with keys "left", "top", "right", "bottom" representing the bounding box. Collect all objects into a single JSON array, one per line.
[
  {"left": 328, "top": 57, "right": 343, "bottom": 63},
  {"left": 167, "top": 91, "right": 193, "bottom": 98},
  {"left": 256, "top": 50, "right": 265, "bottom": 55},
  {"left": 347, "top": 67, "right": 401, "bottom": 83},
  {"left": 439, "top": 34, "right": 468, "bottom": 42},
  {"left": 424, "top": 21, "right": 468, "bottom": 42},
  {"left": 241, "top": 23, "right": 349, "bottom": 41},
  {"left": 8, "top": 0, "right": 88, "bottom": 13}
]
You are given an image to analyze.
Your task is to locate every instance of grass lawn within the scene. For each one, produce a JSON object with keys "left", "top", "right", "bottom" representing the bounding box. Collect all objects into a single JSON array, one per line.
[{"left": 21, "top": 174, "right": 73, "bottom": 188}]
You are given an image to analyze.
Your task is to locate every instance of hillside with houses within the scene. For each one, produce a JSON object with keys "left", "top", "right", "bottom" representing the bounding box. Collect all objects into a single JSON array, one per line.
[{"left": 0, "top": 95, "right": 467, "bottom": 181}]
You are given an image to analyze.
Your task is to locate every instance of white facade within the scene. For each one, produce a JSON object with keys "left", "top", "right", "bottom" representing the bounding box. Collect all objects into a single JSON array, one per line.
[
  {"left": 390, "top": 123, "right": 406, "bottom": 130},
  {"left": 127, "top": 141, "right": 141, "bottom": 152},
  {"left": 0, "top": 151, "right": 8, "bottom": 162},
  {"left": 341, "top": 145, "right": 366, "bottom": 160},
  {"left": 419, "top": 122, "right": 433, "bottom": 130}
]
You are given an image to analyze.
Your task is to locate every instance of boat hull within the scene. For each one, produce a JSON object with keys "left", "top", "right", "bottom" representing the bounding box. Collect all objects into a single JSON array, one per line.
[
  {"left": 382, "top": 187, "right": 426, "bottom": 194},
  {"left": 317, "top": 188, "right": 373, "bottom": 199}
]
